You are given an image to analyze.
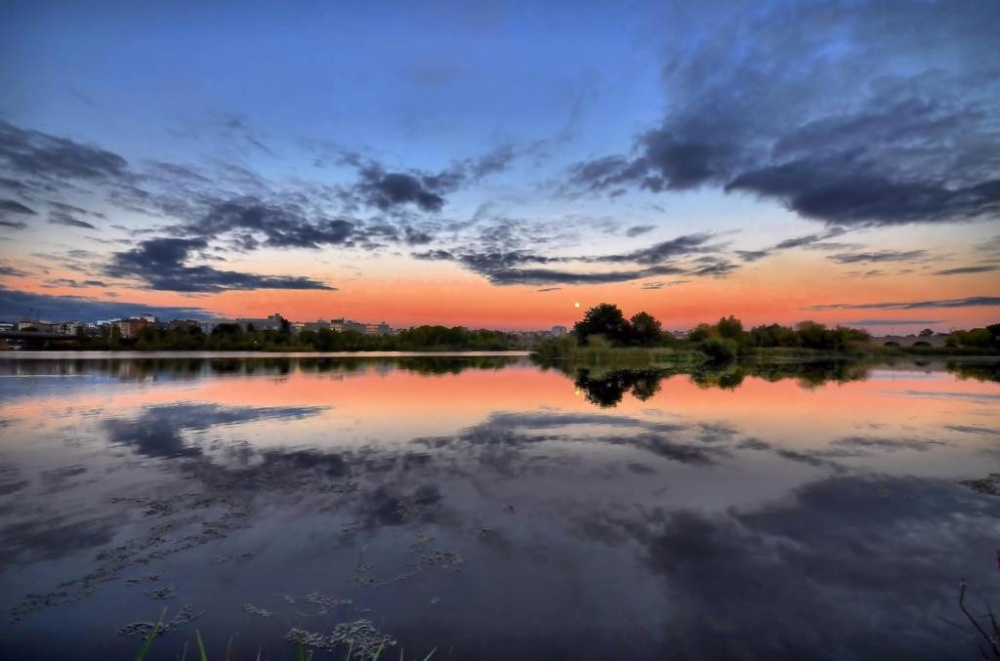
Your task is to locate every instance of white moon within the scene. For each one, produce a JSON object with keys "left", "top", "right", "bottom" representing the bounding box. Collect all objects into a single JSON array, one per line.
[{"left": 573, "top": 301, "right": 581, "bottom": 308}]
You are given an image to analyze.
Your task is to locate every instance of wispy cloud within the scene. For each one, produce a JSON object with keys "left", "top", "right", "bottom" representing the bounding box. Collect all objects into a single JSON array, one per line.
[
  {"left": 933, "top": 265, "right": 998, "bottom": 276},
  {"left": 809, "top": 297, "right": 1000, "bottom": 311}
]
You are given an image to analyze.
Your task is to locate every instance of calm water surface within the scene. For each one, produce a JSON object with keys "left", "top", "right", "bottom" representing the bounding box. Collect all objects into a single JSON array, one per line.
[{"left": 1, "top": 354, "right": 999, "bottom": 660}]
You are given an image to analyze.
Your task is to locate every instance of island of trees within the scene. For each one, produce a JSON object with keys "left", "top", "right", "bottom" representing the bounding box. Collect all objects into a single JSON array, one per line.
[{"left": 533, "top": 302, "right": 1000, "bottom": 364}]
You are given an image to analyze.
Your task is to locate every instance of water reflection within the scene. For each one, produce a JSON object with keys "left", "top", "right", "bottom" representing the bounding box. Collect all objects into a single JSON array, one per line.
[
  {"left": 0, "top": 355, "right": 998, "bottom": 660},
  {"left": 0, "top": 354, "right": 520, "bottom": 380}
]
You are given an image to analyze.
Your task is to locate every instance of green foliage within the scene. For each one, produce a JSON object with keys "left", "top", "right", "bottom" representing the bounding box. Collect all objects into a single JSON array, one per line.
[
  {"left": 629, "top": 311, "right": 663, "bottom": 345},
  {"left": 716, "top": 315, "right": 743, "bottom": 340},
  {"left": 948, "top": 326, "right": 1000, "bottom": 350},
  {"left": 571, "top": 303, "right": 668, "bottom": 347},
  {"left": 74, "top": 323, "right": 513, "bottom": 353},
  {"left": 699, "top": 337, "right": 738, "bottom": 363},
  {"left": 573, "top": 303, "right": 630, "bottom": 345}
]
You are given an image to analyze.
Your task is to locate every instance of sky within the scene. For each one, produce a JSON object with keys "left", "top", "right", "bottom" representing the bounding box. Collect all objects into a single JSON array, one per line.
[{"left": 0, "top": 0, "right": 998, "bottom": 333}]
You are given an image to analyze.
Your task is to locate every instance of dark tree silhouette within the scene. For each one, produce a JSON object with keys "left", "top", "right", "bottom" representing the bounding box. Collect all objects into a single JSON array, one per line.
[{"left": 573, "top": 303, "right": 631, "bottom": 345}]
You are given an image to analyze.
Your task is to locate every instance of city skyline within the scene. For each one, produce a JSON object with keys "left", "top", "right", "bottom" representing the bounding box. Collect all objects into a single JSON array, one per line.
[{"left": 1, "top": 1, "right": 998, "bottom": 334}]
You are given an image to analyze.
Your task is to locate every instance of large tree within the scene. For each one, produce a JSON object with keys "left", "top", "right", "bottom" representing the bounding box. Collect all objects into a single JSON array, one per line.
[
  {"left": 573, "top": 303, "right": 631, "bottom": 345},
  {"left": 630, "top": 311, "right": 663, "bottom": 346}
]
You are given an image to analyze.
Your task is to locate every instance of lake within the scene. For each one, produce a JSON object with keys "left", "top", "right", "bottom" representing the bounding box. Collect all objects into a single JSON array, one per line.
[{"left": 1, "top": 353, "right": 999, "bottom": 660}]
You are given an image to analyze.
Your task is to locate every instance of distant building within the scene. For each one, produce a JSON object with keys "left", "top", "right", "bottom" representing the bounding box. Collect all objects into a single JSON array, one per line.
[
  {"left": 302, "top": 320, "right": 331, "bottom": 332},
  {"left": 330, "top": 318, "right": 367, "bottom": 334},
  {"left": 200, "top": 313, "right": 287, "bottom": 334},
  {"left": 115, "top": 317, "right": 153, "bottom": 339},
  {"left": 551, "top": 325, "right": 567, "bottom": 337},
  {"left": 364, "top": 322, "right": 391, "bottom": 336}
]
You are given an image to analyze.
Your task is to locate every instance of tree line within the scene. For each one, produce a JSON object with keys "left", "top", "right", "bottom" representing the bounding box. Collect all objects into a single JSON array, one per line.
[{"left": 74, "top": 323, "right": 514, "bottom": 352}]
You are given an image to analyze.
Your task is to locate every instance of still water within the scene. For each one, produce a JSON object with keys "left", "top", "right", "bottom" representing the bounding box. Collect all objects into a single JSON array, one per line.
[{"left": 1, "top": 353, "right": 999, "bottom": 660}]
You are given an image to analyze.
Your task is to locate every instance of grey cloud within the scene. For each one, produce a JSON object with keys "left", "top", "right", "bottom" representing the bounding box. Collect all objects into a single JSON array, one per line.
[
  {"left": 350, "top": 145, "right": 516, "bottom": 213},
  {"left": 829, "top": 250, "right": 927, "bottom": 265},
  {"left": 105, "top": 236, "right": 336, "bottom": 293},
  {"left": 626, "top": 225, "right": 655, "bottom": 238},
  {"left": 774, "top": 228, "right": 847, "bottom": 250},
  {"left": 468, "top": 263, "right": 687, "bottom": 287},
  {"left": 736, "top": 250, "right": 769, "bottom": 262},
  {"left": 0, "top": 264, "right": 30, "bottom": 277},
  {"left": 568, "top": 2, "right": 1000, "bottom": 227},
  {"left": 196, "top": 199, "right": 354, "bottom": 249},
  {"left": 596, "top": 233, "right": 717, "bottom": 265},
  {"left": 845, "top": 319, "right": 944, "bottom": 327},
  {"left": 0, "top": 220, "right": 27, "bottom": 230},
  {"left": 0, "top": 119, "right": 128, "bottom": 180},
  {"left": 933, "top": 265, "right": 998, "bottom": 276},
  {"left": 416, "top": 232, "right": 732, "bottom": 286},
  {"left": 357, "top": 168, "right": 446, "bottom": 212},
  {"left": 0, "top": 199, "right": 36, "bottom": 215},
  {"left": 0, "top": 285, "right": 212, "bottom": 320},
  {"left": 49, "top": 201, "right": 105, "bottom": 218},
  {"left": 48, "top": 211, "right": 97, "bottom": 230},
  {"left": 640, "top": 280, "right": 689, "bottom": 290},
  {"left": 42, "top": 278, "right": 108, "bottom": 289},
  {"left": 809, "top": 296, "right": 1000, "bottom": 311}
]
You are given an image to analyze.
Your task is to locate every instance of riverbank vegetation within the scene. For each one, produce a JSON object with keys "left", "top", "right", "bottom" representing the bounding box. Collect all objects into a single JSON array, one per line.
[
  {"left": 73, "top": 323, "right": 514, "bottom": 352},
  {"left": 532, "top": 303, "right": 1000, "bottom": 367}
]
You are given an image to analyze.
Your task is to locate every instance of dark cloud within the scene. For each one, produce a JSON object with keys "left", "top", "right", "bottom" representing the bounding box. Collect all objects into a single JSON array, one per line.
[
  {"left": 356, "top": 168, "right": 447, "bottom": 212},
  {"left": 0, "top": 220, "right": 27, "bottom": 230},
  {"left": 809, "top": 296, "right": 1000, "bottom": 311},
  {"left": 568, "top": 2, "right": 1000, "bottom": 227},
  {"left": 416, "top": 232, "right": 731, "bottom": 285},
  {"left": 829, "top": 250, "right": 927, "bottom": 265},
  {"left": 625, "top": 225, "right": 655, "bottom": 238},
  {"left": 0, "top": 285, "right": 212, "bottom": 320},
  {"left": 48, "top": 211, "right": 97, "bottom": 230},
  {"left": 0, "top": 264, "right": 30, "bottom": 277},
  {"left": 41, "top": 278, "right": 108, "bottom": 289},
  {"left": 0, "top": 199, "right": 36, "bottom": 215},
  {"left": 736, "top": 250, "right": 769, "bottom": 262},
  {"left": 0, "top": 119, "right": 128, "bottom": 180},
  {"left": 845, "top": 319, "right": 944, "bottom": 327},
  {"left": 347, "top": 145, "right": 516, "bottom": 212},
  {"left": 773, "top": 228, "right": 847, "bottom": 250},
  {"left": 933, "top": 265, "right": 998, "bottom": 276},
  {"left": 105, "top": 236, "right": 336, "bottom": 292},
  {"left": 595, "top": 233, "right": 717, "bottom": 265},
  {"left": 49, "top": 201, "right": 106, "bottom": 218},
  {"left": 640, "top": 280, "right": 689, "bottom": 290},
  {"left": 470, "top": 262, "right": 688, "bottom": 286},
  {"left": 196, "top": 199, "right": 354, "bottom": 249}
]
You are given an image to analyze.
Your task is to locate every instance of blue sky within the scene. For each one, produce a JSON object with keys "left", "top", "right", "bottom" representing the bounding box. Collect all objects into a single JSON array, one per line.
[{"left": 0, "top": 0, "right": 998, "bottom": 330}]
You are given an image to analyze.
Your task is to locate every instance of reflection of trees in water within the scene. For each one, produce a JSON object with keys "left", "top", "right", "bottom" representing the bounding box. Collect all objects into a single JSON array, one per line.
[
  {"left": 0, "top": 356, "right": 520, "bottom": 380},
  {"left": 574, "top": 368, "right": 665, "bottom": 408},
  {"left": 572, "top": 361, "right": 874, "bottom": 407},
  {"left": 947, "top": 361, "right": 1000, "bottom": 383}
]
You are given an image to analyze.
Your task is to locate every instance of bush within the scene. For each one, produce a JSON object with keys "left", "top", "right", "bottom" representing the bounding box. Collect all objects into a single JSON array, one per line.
[{"left": 700, "top": 338, "right": 738, "bottom": 363}]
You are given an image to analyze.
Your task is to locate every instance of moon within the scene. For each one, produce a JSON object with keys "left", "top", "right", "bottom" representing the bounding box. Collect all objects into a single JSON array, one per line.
[{"left": 573, "top": 301, "right": 581, "bottom": 308}]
